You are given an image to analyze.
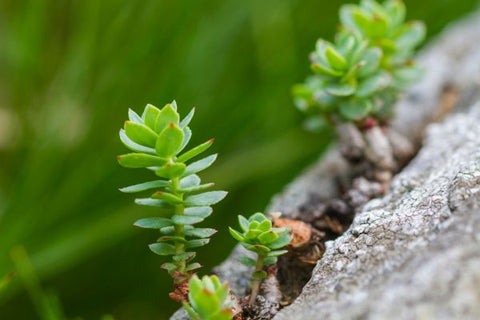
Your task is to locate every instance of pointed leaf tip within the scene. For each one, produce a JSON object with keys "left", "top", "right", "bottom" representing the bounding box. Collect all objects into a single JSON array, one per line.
[
  {"left": 155, "top": 122, "right": 184, "bottom": 157},
  {"left": 182, "top": 154, "right": 218, "bottom": 176},
  {"left": 177, "top": 140, "right": 215, "bottom": 163}
]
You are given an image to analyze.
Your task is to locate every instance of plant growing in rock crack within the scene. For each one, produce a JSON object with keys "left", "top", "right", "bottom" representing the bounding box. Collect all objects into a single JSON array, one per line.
[
  {"left": 117, "top": 101, "right": 227, "bottom": 300},
  {"left": 293, "top": 0, "right": 425, "bottom": 127},
  {"left": 229, "top": 213, "right": 292, "bottom": 306},
  {"left": 183, "top": 275, "right": 234, "bottom": 320}
]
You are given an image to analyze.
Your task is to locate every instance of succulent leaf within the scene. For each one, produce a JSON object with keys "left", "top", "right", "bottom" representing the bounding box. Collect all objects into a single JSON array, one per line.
[
  {"left": 185, "top": 275, "right": 234, "bottom": 320},
  {"left": 339, "top": 98, "right": 373, "bottom": 120},
  {"left": 172, "top": 252, "right": 196, "bottom": 262},
  {"left": 180, "top": 174, "right": 201, "bottom": 188},
  {"left": 179, "top": 126, "right": 192, "bottom": 153},
  {"left": 119, "top": 129, "right": 156, "bottom": 154},
  {"left": 155, "top": 123, "right": 185, "bottom": 157},
  {"left": 152, "top": 191, "right": 183, "bottom": 204},
  {"left": 228, "top": 227, "right": 245, "bottom": 242},
  {"left": 252, "top": 271, "right": 267, "bottom": 280},
  {"left": 182, "top": 154, "right": 218, "bottom": 176},
  {"left": 119, "top": 180, "right": 169, "bottom": 193},
  {"left": 134, "top": 198, "right": 172, "bottom": 208},
  {"left": 172, "top": 214, "right": 204, "bottom": 225},
  {"left": 143, "top": 104, "right": 161, "bottom": 130},
  {"left": 325, "top": 46, "right": 347, "bottom": 70},
  {"left": 185, "top": 206, "right": 213, "bottom": 218},
  {"left": 155, "top": 163, "right": 186, "bottom": 179},
  {"left": 239, "top": 256, "right": 257, "bottom": 267},
  {"left": 124, "top": 121, "right": 158, "bottom": 148},
  {"left": 117, "top": 153, "right": 166, "bottom": 168},
  {"left": 185, "top": 191, "right": 228, "bottom": 206},
  {"left": 180, "top": 108, "right": 195, "bottom": 128},
  {"left": 154, "top": 103, "right": 179, "bottom": 133},
  {"left": 185, "top": 262, "right": 202, "bottom": 272},
  {"left": 178, "top": 182, "right": 215, "bottom": 193},
  {"left": 128, "top": 108, "right": 143, "bottom": 124},
  {"left": 184, "top": 228, "right": 217, "bottom": 238},
  {"left": 263, "top": 256, "right": 278, "bottom": 266},
  {"left": 133, "top": 217, "right": 173, "bottom": 229},
  {"left": 177, "top": 139, "right": 215, "bottom": 163},
  {"left": 238, "top": 215, "right": 250, "bottom": 232},
  {"left": 149, "top": 243, "right": 176, "bottom": 256},
  {"left": 186, "top": 239, "right": 210, "bottom": 249}
]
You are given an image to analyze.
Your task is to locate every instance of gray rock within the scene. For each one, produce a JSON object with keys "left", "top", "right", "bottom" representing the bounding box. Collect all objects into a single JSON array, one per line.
[
  {"left": 172, "top": 10, "right": 480, "bottom": 320},
  {"left": 276, "top": 102, "right": 480, "bottom": 320}
]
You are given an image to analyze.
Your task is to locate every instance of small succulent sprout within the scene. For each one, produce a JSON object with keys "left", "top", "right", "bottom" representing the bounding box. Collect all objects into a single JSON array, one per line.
[
  {"left": 229, "top": 212, "right": 292, "bottom": 305},
  {"left": 183, "top": 275, "right": 234, "bottom": 320},
  {"left": 118, "top": 101, "right": 227, "bottom": 288},
  {"left": 341, "top": 0, "right": 426, "bottom": 85},
  {"left": 293, "top": 0, "right": 425, "bottom": 126},
  {"left": 294, "top": 30, "right": 389, "bottom": 122}
]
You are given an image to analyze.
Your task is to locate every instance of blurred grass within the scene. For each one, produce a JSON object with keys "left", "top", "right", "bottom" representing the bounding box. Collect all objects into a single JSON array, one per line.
[
  {"left": 0, "top": 0, "right": 478, "bottom": 319},
  {"left": 10, "top": 245, "right": 66, "bottom": 320}
]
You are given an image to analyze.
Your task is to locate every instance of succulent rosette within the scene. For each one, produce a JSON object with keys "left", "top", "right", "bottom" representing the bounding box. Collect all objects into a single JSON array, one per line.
[{"left": 294, "top": 0, "right": 426, "bottom": 126}]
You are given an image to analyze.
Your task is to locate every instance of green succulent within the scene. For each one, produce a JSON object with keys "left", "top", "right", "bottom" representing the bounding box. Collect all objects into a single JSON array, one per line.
[
  {"left": 183, "top": 275, "right": 234, "bottom": 320},
  {"left": 293, "top": 0, "right": 425, "bottom": 126},
  {"left": 229, "top": 213, "right": 291, "bottom": 305},
  {"left": 117, "top": 101, "right": 227, "bottom": 284},
  {"left": 340, "top": 0, "right": 426, "bottom": 87},
  {"left": 294, "top": 30, "right": 389, "bottom": 121}
]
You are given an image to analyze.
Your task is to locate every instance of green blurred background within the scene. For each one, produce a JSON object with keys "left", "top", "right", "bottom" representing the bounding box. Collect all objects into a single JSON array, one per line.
[{"left": 0, "top": 0, "right": 478, "bottom": 319}]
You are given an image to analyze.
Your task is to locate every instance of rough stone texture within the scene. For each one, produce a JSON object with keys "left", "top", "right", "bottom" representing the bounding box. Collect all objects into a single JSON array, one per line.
[
  {"left": 276, "top": 103, "right": 480, "bottom": 320},
  {"left": 172, "top": 11, "right": 480, "bottom": 320}
]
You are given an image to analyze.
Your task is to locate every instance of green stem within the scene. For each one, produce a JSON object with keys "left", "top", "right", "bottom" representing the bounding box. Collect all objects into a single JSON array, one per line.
[
  {"left": 171, "top": 177, "right": 186, "bottom": 282},
  {"left": 249, "top": 253, "right": 264, "bottom": 306}
]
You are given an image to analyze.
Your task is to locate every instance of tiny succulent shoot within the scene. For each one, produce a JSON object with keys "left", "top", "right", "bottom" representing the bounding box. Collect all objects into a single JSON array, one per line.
[
  {"left": 183, "top": 275, "right": 234, "bottom": 320},
  {"left": 117, "top": 101, "right": 227, "bottom": 287},
  {"left": 229, "top": 213, "right": 292, "bottom": 306},
  {"left": 293, "top": 0, "right": 425, "bottom": 127},
  {"left": 340, "top": 0, "right": 425, "bottom": 77}
]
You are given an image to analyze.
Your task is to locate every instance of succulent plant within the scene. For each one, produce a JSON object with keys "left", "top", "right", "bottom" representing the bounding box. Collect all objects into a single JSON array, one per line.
[
  {"left": 294, "top": 30, "right": 389, "bottom": 121},
  {"left": 229, "top": 212, "right": 291, "bottom": 305},
  {"left": 340, "top": 0, "right": 426, "bottom": 87},
  {"left": 293, "top": 0, "right": 425, "bottom": 126},
  {"left": 117, "top": 101, "right": 227, "bottom": 285},
  {"left": 183, "top": 275, "right": 234, "bottom": 320}
]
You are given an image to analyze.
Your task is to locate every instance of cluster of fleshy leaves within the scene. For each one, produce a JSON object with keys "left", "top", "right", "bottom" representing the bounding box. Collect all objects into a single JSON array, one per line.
[
  {"left": 341, "top": 0, "right": 425, "bottom": 75},
  {"left": 117, "top": 101, "right": 227, "bottom": 284},
  {"left": 229, "top": 213, "right": 291, "bottom": 280},
  {"left": 183, "top": 275, "right": 234, "bottom": 320},
  {"left": 293, "top": 0, "right": 426, "bottom": 126}
]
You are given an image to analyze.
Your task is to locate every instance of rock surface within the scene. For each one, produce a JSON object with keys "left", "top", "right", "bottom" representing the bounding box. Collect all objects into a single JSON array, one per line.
[
  {"left": 275, "top": 102, "right": 480, "bottom": 320},
  {"left": 172, "top": 10, "right": 480, "bottom": 320}
]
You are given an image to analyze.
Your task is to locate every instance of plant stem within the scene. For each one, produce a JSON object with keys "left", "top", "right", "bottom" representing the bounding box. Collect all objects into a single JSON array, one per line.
[
  {"left": 171, "top": 177, "right": 186, "bottom": 281},
  {"left": 249, "top": 253, "right": 264, "bottom": 306}
]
